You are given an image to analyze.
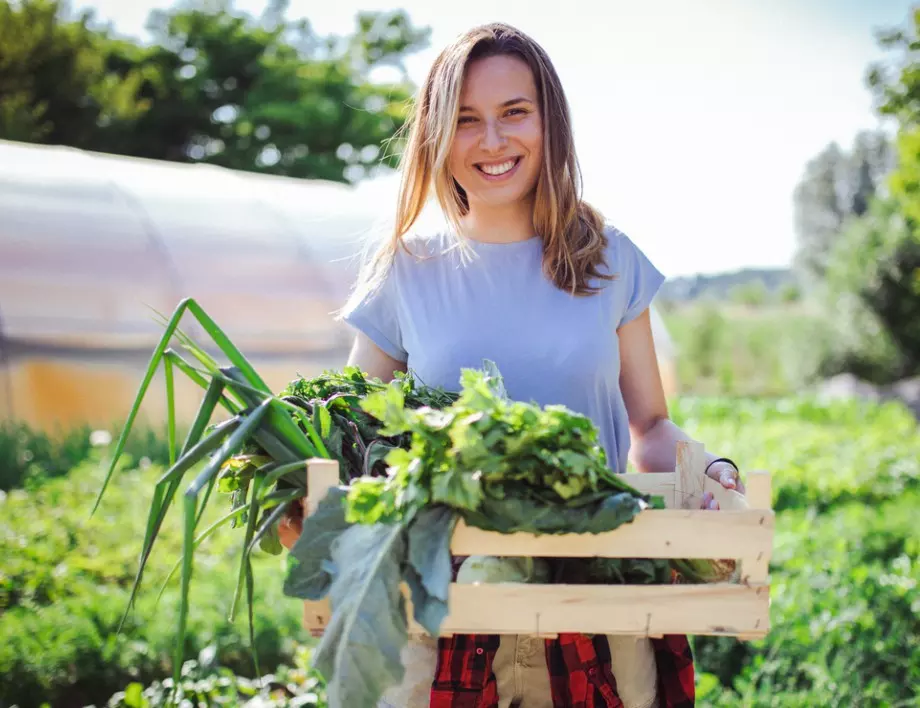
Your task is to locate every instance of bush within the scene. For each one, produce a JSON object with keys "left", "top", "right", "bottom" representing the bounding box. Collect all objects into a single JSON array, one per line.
[
  {"left": 820, "top": 196, "right": 920, "bottom": 383},
  {"left": 0, "top": 456, "right": 304, "bottom": 708},
  {"left": 671, "top": 396, "right": 919, "bottom": 512},
  {"left": 103, "top": 645, "right": 327, "bottom": 707},
  {"left": 673, "top": 396, "right": 920, "bottom": 705},
  {"left": 0, "top": 421, "right": 93, "bottom": 491},
  {"left": 0, "top": 421, "right": 178, "bottom": 491},
  {"left": 696, "top": 493, "right": 919, "bottom": 706},
  {"left": 663, "top": 304, "right": 836, "bottom": 397}
]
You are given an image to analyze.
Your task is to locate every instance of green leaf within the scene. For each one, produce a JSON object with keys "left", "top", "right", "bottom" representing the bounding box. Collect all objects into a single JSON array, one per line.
[
  {"left": 431, "top": 466, "right": 483, "bottom": 511},
  {"left": 313, "top": 522, "right": 409, "bottom": 708},
  {"left": 404, "top": 506, "right": 456, "bottom": 635},
  {"left": 123, "top": 682, "right": 146, "bottom": 708},
  {"left": 284, "top": 487, "right": 351, "bottom": 600},
  {"left": 345, "top": 476, "right": 400, "bottom": 525},
  {"left": 92, "top": 298, "right": 197, "bottom": 516},
  {"left": 461, "top": 491, "right": 646, "bottom": 535},
  {"left": 315, "top": 403, "right": 333, "bottom": 439}
]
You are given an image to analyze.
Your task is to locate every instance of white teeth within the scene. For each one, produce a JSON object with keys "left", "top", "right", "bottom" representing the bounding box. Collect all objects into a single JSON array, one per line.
[{"left": 479, "top": 159, "right": 517, "bottom": 176}]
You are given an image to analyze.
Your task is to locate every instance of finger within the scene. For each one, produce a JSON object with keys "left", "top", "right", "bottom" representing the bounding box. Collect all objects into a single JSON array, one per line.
[
  {"left": 277, "top": 515, "right": 303, "bottom": 550},
  {"left": 719, "top": 467, "right": 737, "bottom": 490},
  {"left": 709, "top": 498, "right": 720, "bottom": 510},
  {"left": 700, "top": 491, "right": 713, "bottom": 510}
]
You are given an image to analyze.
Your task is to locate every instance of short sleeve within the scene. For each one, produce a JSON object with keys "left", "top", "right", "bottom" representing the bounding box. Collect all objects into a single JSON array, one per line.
[
  {"left": 340, "top": 262, "right": 408, "bottom": 362},
  {"left": 615, "top": 231, "right": 666, "bottom": 328}
]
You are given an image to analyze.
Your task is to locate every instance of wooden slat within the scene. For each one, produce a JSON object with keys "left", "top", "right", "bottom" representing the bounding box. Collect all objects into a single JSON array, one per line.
[
  {"left": 305, "top": 458, "right": 339, "bottom": 514},
  {"left": 403, "top": 583, "right": 769, "bottom": 638},
  {"left": 617, "top": 472, "right": 676, "bottom": 500},
  {"left": 301, "top": 459, "right": 338, "bottom": 632},
  {"left": 675, "top": 441, "right": 706, "bottom": 509},
  {"left": 451, "top": 508, "right": 773, "bottom": 560},
  {"left": 307, "top": 584, "right": 771, "bottom": 640},
  {"left": 620, "top": 472, "right": 749, "bottom": 511}
]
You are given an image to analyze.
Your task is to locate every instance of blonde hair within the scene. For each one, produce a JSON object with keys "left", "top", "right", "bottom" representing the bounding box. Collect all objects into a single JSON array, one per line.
[{"left": 343, "top": 22, "right": 614, "bottom": 315}]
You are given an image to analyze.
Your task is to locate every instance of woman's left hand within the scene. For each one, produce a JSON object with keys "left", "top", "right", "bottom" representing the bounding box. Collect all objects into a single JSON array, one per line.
[{"left": 700, "top": 460, "right": 745, "bottom": 510}]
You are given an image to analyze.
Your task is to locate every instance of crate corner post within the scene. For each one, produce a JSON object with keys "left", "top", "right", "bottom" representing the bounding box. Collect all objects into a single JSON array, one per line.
[
  {"left": 675, "top": 440, "right": 706, "bottom": 509},
  {"left": 301, "top": 458, "right": 340, "bottom": 634}
]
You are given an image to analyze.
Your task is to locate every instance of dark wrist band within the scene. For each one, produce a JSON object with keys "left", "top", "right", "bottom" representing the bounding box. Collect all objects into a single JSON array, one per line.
[{"left": 705, "top": 457, "right": 739, "bottom": 475}]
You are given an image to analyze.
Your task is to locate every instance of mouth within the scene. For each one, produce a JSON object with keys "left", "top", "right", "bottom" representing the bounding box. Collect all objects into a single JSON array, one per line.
[{"left": 474, "top": 156, "right": 522, "bottom": 181}]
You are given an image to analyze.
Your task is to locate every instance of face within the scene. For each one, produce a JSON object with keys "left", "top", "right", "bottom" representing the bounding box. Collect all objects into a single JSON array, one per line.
[{"left": 449, "top": 54, "right": 543, "bottom": 211}]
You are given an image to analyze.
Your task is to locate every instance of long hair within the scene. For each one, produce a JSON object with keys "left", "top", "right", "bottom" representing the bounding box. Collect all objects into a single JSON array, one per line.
[{"left": 342, "top": 22, "right": 614, "bottom": 316}]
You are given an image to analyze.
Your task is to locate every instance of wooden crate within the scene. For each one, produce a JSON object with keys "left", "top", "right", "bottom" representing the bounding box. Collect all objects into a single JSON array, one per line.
[{"left": 301, "top": 441, "right": 773, "bottom": 640}]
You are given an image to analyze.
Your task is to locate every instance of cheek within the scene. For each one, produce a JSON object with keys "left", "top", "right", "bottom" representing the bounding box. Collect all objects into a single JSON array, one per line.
[{"left": 449, "top": 135, "right": 474, "bottom": 178}]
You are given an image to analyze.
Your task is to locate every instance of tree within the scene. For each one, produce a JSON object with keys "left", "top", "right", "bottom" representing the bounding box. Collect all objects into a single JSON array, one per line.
[
  {"left": 792, "top": 131, "right": 893, "bottom": 281},
  {"left": 823, "top": 197, "right": 920, "bottom": 381},
  {"left": 0, "top": 0, "right": 431, "bottom": 183},
  {"left": 811, "top": 9, "right": 920, "bottom": 382},
  {"left": 0, "top": 0, "right": 147, "bottom": 144}
]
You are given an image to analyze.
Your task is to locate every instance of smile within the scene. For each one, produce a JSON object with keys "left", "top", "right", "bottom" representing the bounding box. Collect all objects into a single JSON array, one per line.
[{"left": 475, "top": 157, "right": 522, "bottom": 179}]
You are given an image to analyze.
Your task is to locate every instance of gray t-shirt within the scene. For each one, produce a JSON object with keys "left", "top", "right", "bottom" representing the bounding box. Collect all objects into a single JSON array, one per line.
[{"left": 342, "top": 226, "right": 665, "bottom": 474}]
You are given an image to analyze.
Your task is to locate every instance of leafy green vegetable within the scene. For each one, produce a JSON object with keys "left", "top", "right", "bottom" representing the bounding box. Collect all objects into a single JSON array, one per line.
[
  {"left": 457, "top": 556, "right": 551, "bottom": 584},
  {"left": 462, "top": 492, "right": 647, "bottom": 535},
  {"left": 312, "top": 522, "right": 410, "bottom": 708},
  {"left": 283, "top": 488, "right": 352, "bottom": 601},
  {"left": 405, "top": 506, "right": 456, "bottom": 634},
  {"left": 346, "top": 365, "right": 653, "bottom": 526}
]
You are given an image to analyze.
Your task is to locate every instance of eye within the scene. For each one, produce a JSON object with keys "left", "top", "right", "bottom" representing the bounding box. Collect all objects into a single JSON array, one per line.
[
  {"left": 505, "top": 107, "right": 527, "bottom": 117},
  {"left": 458, "top": 115, "right": 477, "bottom": 125}
]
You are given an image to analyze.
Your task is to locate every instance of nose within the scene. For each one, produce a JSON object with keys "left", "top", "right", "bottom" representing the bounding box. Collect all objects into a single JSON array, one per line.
[{"left": 479, "top": 118, "right": 507, "bottom": 153}]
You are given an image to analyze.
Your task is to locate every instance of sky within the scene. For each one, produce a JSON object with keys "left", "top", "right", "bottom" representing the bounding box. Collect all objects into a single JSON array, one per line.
[{"left": 76, "top": 0, "right": 915, "bottom": 277}]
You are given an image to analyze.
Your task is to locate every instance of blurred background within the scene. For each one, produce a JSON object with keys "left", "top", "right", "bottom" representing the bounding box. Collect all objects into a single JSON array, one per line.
[{"left": 1, "top": 1, "right": 918, "bottom": 707}]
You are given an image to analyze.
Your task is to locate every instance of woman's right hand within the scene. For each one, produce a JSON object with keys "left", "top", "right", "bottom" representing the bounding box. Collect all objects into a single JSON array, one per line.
[{"left": 278, "top": 498, "right": 305, "bottom": 551}]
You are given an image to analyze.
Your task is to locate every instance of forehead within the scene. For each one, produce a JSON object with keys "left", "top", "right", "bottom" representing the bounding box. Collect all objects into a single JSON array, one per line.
[{"left": 459, "top": 54, "right": 537, "bottom": 107}]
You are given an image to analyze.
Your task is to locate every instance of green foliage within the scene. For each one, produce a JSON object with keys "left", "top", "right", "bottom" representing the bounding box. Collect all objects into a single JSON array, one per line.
[
  {"left": 792, "top": 131, "right": 893, "bottom": 282},
  {"left": 790, "top": 10, "right": 920, "bottom": 384},
  {"left": 674, "top": 396, "right": 920, "bottom": 706},
  {"left": 672, "top": 395, "right": 919, "bottom": 513},
  {"left": 0, "top": 0, "right": 430, "bottom": 182},
  {"left": 663, "top": 303, "right": 836, "bottom": 396},
  {"left": 822, "top": 195, "right": 920, "bottom": 381},
  {"left": 0, "top": 455, "right": 305, "bottom": 708},
  {"left": 0, "top": 421, "right": 176, "bottom": 491},
  {"left": 729, "top": 280, "right": 768, "bottom": 307},
  {"left": 0, "top": 0, "right": 148, "bottom": 143},
  {"left": 347, "top": 364, "right": 649, "bottom": 525},
  {"left": 2, "top": 395, "right": 918, "bottom": 706},
  {"left": 104, "top": 644, "right": 327, "bottom": 707}
]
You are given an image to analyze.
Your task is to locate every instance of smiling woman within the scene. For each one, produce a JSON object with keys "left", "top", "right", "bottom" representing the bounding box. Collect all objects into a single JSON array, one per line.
[{"left": 284, "top": 21, "right": 735, "bottom": 708}]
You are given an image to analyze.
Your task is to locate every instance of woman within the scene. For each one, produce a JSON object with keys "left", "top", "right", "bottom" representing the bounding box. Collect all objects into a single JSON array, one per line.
[{"left": 281, "top": 22, "right": 745, "bottom": 708}]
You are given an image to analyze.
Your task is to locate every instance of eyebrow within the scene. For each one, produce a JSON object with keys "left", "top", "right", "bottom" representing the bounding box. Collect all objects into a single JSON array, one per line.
[{"left": 458, "top": 97, "right": 533, "bottom": 112}]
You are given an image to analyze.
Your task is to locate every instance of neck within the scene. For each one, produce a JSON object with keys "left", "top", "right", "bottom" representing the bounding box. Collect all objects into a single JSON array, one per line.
[{"left": 460, "top": 195, "right": 536, "bottom": 244}]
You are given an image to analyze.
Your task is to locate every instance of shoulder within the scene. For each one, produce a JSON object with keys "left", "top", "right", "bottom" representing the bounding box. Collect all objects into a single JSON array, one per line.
[
  {"left": 389, "top": 230, "right": 459, "bottom": 280},
  {"left": 602, "top": 223, "right": 637, "bottom": 265},
  {"left": 399, "top": 230, "right": 454, "bottom": 260},
  {"left": 600, "top": 223, "right": 662, "bottom": 279}
]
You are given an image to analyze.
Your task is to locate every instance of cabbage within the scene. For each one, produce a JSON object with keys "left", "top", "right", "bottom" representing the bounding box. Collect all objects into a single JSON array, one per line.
[{"left": 456, "top": 555, "right": 551, "bottom": 584}]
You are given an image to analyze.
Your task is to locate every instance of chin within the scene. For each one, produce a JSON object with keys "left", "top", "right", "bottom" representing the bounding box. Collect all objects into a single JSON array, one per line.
[
  {"left": 475, "top": 191, "right": 532, "bottom": 210},
  {"left": 465, "top": 179, "right": 538, "bottom": 211}
]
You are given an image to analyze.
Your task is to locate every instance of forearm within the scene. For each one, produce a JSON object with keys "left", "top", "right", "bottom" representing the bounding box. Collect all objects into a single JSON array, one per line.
[{"left": 629, "top": 417, "right": 723, "bottom": 473}]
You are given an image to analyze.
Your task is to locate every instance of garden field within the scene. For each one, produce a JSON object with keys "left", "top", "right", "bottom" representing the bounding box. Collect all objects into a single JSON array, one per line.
[{"left": 1, "top": 395, "right": 917, "bottom": 707}]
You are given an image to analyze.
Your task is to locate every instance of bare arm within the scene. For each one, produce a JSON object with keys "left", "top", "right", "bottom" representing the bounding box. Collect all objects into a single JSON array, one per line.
[
  {"left": 619, "top": 309, "right": 743, "bottom": 496},
  {"left": 346, "top": 332, "right": 408, "bottom": 383}
]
